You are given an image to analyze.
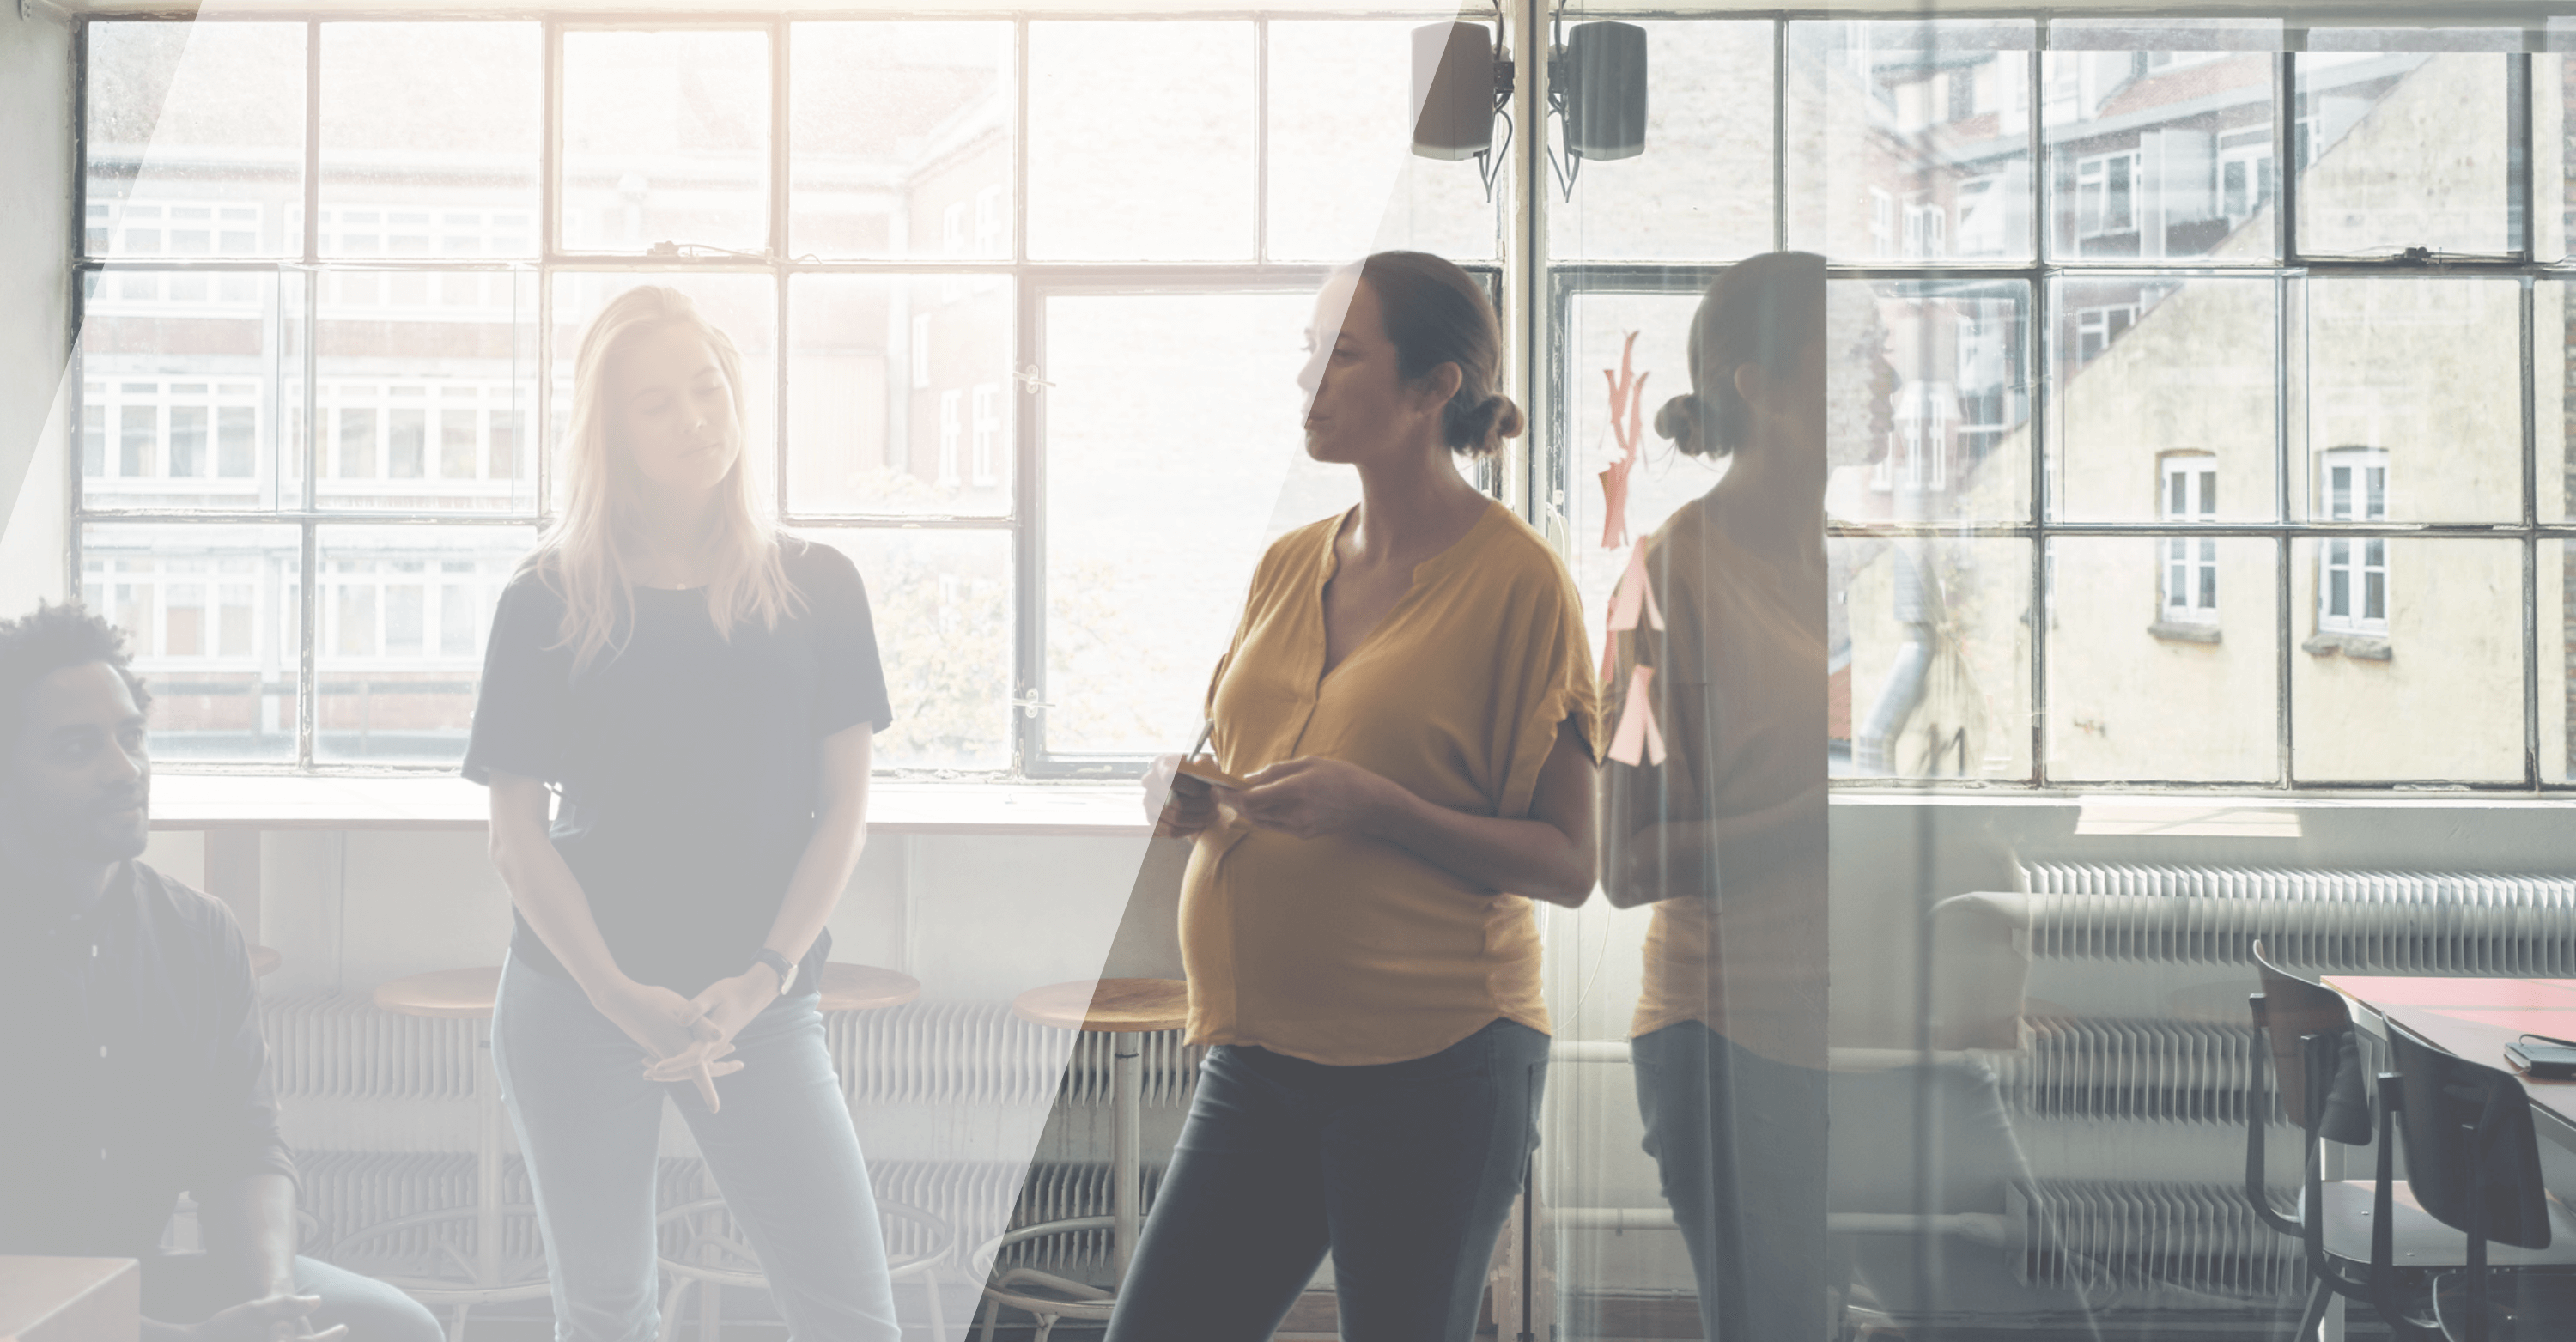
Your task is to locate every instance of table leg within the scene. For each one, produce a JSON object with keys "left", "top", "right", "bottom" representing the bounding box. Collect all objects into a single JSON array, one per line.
[
  {"left": 476, "top": 1019, "right": 503, "bottom": 1290},
  {"left": 1112, "top": 1038, "right": 1142, "bottom": 1280}
]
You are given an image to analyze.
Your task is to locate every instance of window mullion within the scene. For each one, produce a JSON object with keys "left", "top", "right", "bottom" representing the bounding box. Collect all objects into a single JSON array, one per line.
[{"left": 295, "top": 21, "right": 322, "bottom": 769}]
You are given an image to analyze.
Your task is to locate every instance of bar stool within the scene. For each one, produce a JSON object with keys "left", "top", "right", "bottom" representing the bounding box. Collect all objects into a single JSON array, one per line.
[
  {"left": 975, "top": 978, "right": 1188, "bottom": 1342},
  {"left": 653, "top": 966, "right": 952, "bottom": 1342},
  {"left": 252, "top": 945, "right": 282, "bottom": 977},
  {"left": 342, "top": 968, "right": 550, "bottom": 1342}
]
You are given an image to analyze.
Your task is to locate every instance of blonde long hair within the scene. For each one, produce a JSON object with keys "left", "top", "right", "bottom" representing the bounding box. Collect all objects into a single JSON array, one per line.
[{"left": 532, "top": 285, "right": 800, "bottom": 672}]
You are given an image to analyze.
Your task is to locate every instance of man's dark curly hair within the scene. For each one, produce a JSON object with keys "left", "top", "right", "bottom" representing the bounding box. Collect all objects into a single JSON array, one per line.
[{"left": 0, "top": 603, "right": 151, "bottom": 756}]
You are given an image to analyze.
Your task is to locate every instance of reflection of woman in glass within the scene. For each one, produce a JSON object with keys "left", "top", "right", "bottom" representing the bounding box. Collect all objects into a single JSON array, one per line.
[
  {"left": 1117, "top": 252, "right": 1599, "bottom": 1342},
  {"left": 1602, "top": 252, "right": 1869, "bottom": 1342},
  {"left": 464, "top": 287, "right": 901, "bottom": 1341}
]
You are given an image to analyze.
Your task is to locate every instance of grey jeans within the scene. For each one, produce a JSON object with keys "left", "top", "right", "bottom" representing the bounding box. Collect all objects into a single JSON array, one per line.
[{"left": 491, "top": 955, "right": 900, "bottom": 1342}]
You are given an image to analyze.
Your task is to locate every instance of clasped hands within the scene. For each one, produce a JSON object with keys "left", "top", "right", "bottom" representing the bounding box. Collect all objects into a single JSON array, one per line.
[
  {"left": 594, "top": 969, "right": 782, "bottom": 1113},
  {"left": 1146, "top": 754, "right": 1400, "bottom": 842}
]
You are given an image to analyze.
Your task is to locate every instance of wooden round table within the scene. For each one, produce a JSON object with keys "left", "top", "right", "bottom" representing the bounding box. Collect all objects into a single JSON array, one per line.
[
  {"left": 361, "top": 968, "right": 544, "bottom": 1334},
  {"left": 978, "top": 979, "right": 1189, "bottom": 1339}
]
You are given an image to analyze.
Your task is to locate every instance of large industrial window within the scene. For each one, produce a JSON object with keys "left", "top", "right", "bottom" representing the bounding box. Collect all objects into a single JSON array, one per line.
[
  {"left": 71, "top": 14, "right": 1496, "bottom": 775},
  {"left": 73, "top": 12, "right": 2576, "bottom": 792},
  {"left": 1548, "top": 18, "right": 2576, "bottom": 790}
]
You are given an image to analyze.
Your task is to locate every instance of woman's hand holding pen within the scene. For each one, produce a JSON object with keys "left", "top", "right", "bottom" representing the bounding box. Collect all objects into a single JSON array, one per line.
[
  {"left": 1232, "top": 757, "right": 1399, "bottom": 841},
  {"left": 595, "top": 978, "right": 739, "bottom": 1110}
]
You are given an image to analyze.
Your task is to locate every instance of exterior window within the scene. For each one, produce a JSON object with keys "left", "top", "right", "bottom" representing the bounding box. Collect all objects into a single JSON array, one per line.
[
  {"left": 2161, "top": 458, "right": 2219, "bottom": 625},
  {"left": 938, "top": 389, "right": 963, "bottom": 488},
  {"left": 969, "top": 383, "right": 1001, "bottom": 487},
  {"left": 911, "top": 314, "right": 933, "bottom": 389},
  {"left": 1902, "top": 202, "right": 1945, "bottom": 258},
  {"left": 2318, "top": 447, "right": 2389, "bottom": 635},
  {"left": 1870, "top": 189, "right": 1894, "bottom": 258},
  {"left": 2218, "top": 130, "right": 2274, "bottom": 226},
  {"left": 975, "top": 185, "right": 1007, "bottom": 256},
  {"left": 2075, "top": 303, "right": 2137, "bottom": 363},
  {"left": 2075, "top": 150, "right": 2139, "bottom": 238}
]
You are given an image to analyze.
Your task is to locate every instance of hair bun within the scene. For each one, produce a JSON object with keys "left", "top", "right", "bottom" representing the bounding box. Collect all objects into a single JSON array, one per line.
[
  {"left": 1654, "top": 393, "right": 1704, "bottom": 452},
  {"left": 1447, "top": 392, "right": 1523, "bottom": 458}
]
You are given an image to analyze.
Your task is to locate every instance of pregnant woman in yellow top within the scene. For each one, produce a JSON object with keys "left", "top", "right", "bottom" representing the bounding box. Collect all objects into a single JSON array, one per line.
[{"left": 1111, "top": 252, "right": 1601, "bottom": 1342}]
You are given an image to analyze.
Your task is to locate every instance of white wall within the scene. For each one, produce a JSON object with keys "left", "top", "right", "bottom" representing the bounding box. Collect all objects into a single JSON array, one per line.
[
  {"left": 0, "top": 3, "right": 72, "bottom": 612},
  {"left": 243, "top": 827, "right": 1182, "bottom": 1002}
]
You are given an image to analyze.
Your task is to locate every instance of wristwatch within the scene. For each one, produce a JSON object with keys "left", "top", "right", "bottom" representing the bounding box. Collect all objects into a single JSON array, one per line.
[{"left": 751, "top": 949, "right": 799, "bottom": 994}]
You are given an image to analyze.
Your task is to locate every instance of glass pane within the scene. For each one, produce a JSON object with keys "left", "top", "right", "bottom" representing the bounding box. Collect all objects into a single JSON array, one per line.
[
  {"left": 79, "top": 269, "right": 300, "bottom": 511},
  {"left": 319, "top": 24, "right": 540, "bottom": 260},
  {"left": 1547, "top": 21, "right": 1775, "bottom": 264},
  {"left": 85, "top": 22, "right": 305, "bottom": 259},
  {"left": 793, "top": 528, "right": 1012, "bottom": 772},
  {"left": 787, "top": 275, "right": 1011, "bottom": 517},
  {"left": 1561, "top": 286, "right": 1712, "bottom": 668},
  {"left": 2546, "top": 280, "right": 2576, "bottom": 525},
  {"left": 1826, "top": 279, "right": 2031, "bottom": 526},
  {"left": 1832, "top": 536, "right": 2031, "bottom": 780},
  {"left": 314, "top": 524, "right": 538, "bottom": 764},
  {"left": 316, "top": 270, "right": 537, "bottom": 513},
  {"left": 2041, "top": 37, "right": 2278, "bottom": 263},
  {"left": 2050, "top": 276, "right": 2275, "bottom": 522},
  {"left": 1042, "top": 290, "right": 1349, "bottom": 758},
  {"left": 80, "top": 522, "right": 301, "bottom": 762},
  {"left": 2294, "top": 276, "right": 2518, "bottom": 524},
  {"left": 2295, "top": 39, "right": 2522, "bottom": 258},
  {"left": 2292, "top": 537, "right": 2521, "bottom": 782},
  {"left": 790, "top": 22, "right": 1013, "bottom": 262},
  {"left": 1786, "top": 21, "right": 2035, "bottom": 264},
  {"left": 2046, "top": 536, "right": 2279, "bottom": 782},
  {"left": 549, "top": 272, "right": 779, "bottom": 508},
  {"left": 2543, "top": 53, "right": 2573, "bottom": 264},
  {"left": 2550, "top": 539, "right": 2576, "bottom": 784},
  {"left": 561, "top": 30, "right": 771, "bottom": 255},
  {"left": 1266, "top": 21, "right": 1499, "bottom": 263},
  {"left": 1027, "top": 23, "right": 1255, "bottom": 261}
]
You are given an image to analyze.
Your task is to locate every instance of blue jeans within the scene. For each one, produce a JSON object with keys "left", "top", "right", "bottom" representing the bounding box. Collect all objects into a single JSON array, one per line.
[
  {"left": 142, "top": 1253, "right": 444, "bottom": 1342},
  {"left": 491, "top": 955, "right": 899, "bottom": 1342},
  {"left": 1631, "top": 1022, "right": 1828, "bottom": 1342},
  {"left": 1103, "top": 1017, "right": 1549, "bottom": 1342}
]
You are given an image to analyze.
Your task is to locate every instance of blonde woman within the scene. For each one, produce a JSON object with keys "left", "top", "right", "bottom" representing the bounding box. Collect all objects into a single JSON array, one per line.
[{"left": 463, "top": 287, "right": 899, "bottom": 1341}]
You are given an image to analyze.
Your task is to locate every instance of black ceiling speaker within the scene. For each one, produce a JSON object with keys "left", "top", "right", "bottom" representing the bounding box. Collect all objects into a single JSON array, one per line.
[
  {"left": 1412, "top": 21, "right": 1497, "bottom": 161},
  {"left": 1562, "top": 21, "right": 1648, "bottom": 161}
]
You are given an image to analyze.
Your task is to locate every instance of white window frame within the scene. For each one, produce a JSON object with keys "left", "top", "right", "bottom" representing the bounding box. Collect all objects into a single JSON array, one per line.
[
  {"left": 969, "top": 382, "right": 1001, "bottom": 488},
  {"left": 937, "top": 388, "right": 963, "bottom": 489},
  {"left": 2074, "top": 149, "right": 2140, "bottom": 239},
  {"left": 2160, "top": 456, "right": 2219, "bottom": 626},
  {"left": 2317, "top": 446, "right": 2390, "bottom": 636}
]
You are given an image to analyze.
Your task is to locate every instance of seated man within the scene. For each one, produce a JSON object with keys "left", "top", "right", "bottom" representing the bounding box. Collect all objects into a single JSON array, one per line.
[{"left": 0, "top": 604, "right": 443, "bottom": 1342}]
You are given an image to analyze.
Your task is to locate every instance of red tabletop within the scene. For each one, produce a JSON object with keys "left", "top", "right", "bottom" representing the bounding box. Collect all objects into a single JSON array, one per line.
[{"left": 2322, "top": 975, "right": 2576, "bottom": 1132}]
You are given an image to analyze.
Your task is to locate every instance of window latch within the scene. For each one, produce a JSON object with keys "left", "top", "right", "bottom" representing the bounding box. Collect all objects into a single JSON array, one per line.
[
  {"left": 1010, "top": 693, "right": 1055, "bottom": 720},
  {"left": 1015, "top": 364, "right": 1054, "bottom": 394}
]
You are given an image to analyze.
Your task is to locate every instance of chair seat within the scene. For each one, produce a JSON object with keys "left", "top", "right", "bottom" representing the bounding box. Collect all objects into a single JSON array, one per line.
[
  {"left": 2318, "top": 1181, "right": 2576, "bottom": 1268},
  {"left": 2433, "top": 1268, "right": 2576, "bottom": 1341}
]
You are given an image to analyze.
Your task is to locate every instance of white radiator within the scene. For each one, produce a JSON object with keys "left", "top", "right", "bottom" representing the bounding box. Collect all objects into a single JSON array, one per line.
[
  {"left": 2019, "top": 862, "right": 2576, "bottom": 973},
  {"left": 2016, "top": 1179, "right": 2304, "bottom": 1301}
]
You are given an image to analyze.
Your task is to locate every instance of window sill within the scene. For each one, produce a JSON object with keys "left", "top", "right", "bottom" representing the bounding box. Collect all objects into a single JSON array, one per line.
[
  {"left": 2147, "top": 620, "right": 2221, "bottom": 645},
  {"left": 147, "top": 772, "right": 1151, "bottom": 836},
  {"left": 2301, "top": 632, "right": 2392, "bottom": 662}
]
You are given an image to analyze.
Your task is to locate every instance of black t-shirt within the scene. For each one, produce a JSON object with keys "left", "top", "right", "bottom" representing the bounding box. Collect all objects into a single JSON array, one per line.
[
  {"left": 0, "top": 860, "right": 298, "bottom": 1260},
  {"left": 461, "top": 536, "right": 893, "bottom": 997}
]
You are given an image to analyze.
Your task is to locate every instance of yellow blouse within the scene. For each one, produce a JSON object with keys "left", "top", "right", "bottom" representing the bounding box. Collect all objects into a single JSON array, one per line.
[
  {"left": 1606, "top": 495, "right": 1828, "bottom": 1065},
  {"left": 1181, "top": 500, "right": 1601, "bottom": 1066}
]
